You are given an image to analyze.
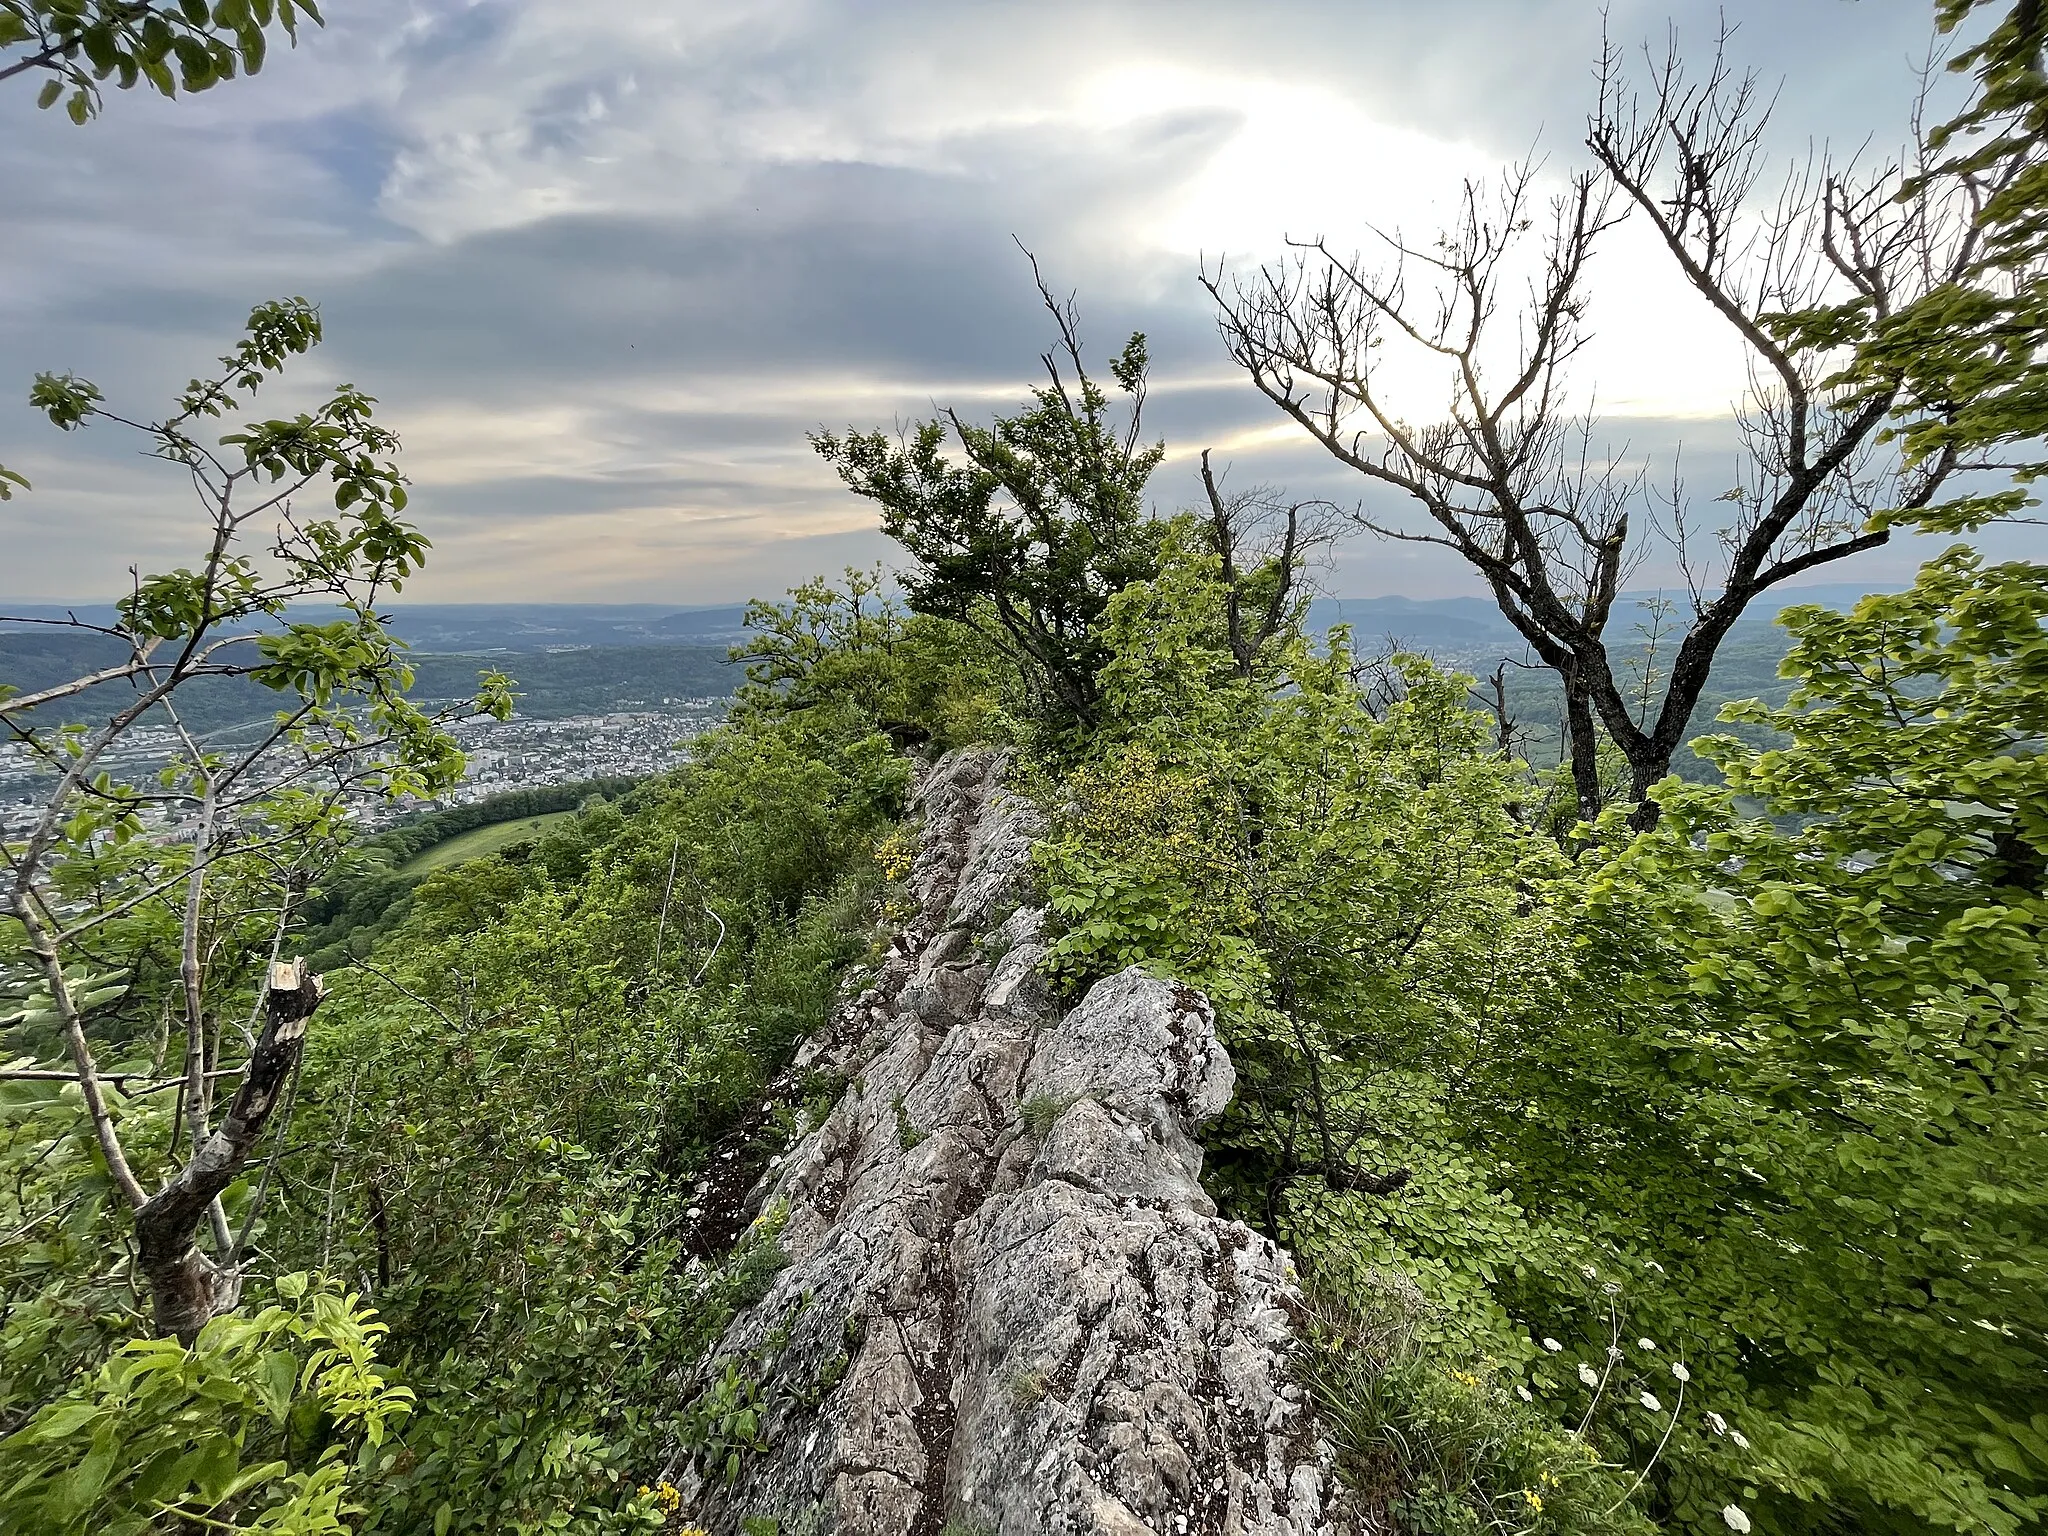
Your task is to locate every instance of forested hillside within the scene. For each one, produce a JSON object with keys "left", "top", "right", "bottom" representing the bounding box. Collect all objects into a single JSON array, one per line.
[
  {"left": 3, "top": 3, "right": 2045, "bottom": 1535},
  {"left": 292, "top": 781, "right": 643, "bottom": 969},
  {"left": 0, "top": 629, "right": 737, "bottom": 731}
]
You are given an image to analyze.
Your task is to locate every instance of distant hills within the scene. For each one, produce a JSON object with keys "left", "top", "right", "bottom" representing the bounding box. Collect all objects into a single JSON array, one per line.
[
  {"left": 0, "top": 630, "right": 741, "bottom": 734},
  {"left": 2, "top": 580, "right": 1889, "bottom": 657},
  {"left": 1, "top": 582, "right": 1885, "bottom": 746},
  {"left": 1306, "top": 582, "right": 1891, "bottom": 650},
  {"left": 381, "top": 603, "right": 759, "bottom": 651},
  {"left": 0, "top": 603, "right": 758, "bottom": 654}
]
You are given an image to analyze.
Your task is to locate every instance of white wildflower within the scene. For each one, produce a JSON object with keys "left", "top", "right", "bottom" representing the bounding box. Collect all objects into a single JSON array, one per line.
[
  {"left": 1517, "top": 1385, "right": 1534, "bottom": 1402},
  {"left": 1542, "top": 1338, "right": 1563, "bottom": 1352},
  {"left": 1732, "top": 1430, "right": 1751, "bottom": 1450},
  {"left": 1645, "top": 1260, "right": 1665, "bottom": 1273},
  {"left": 686, "top": 1206, "right": 703, "bottom": 1219},
  {"left": 1704, "top": 1411, "right": 1728, "bottom": 1435},
  {"left": 1578, "top": 1363, "right": 1600, "bottom": 1387},
  {"left": 1640, "top": 1391, "right": 1663, "bottom": 1412},
  {"left": 1672, "top": 1362, "right": 1691, "bottom": 1383},
  {"left": 1722, "top": 1505, "right": 1751, "bottom": 1533},
  {"left": 1638, "top": 1337, "right": 1657, "bottom": 1351}
]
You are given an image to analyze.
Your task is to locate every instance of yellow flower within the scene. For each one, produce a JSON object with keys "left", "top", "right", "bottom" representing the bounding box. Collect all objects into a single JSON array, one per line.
[
  {"left": 635, "top": 1477, "right": 688, "bottom": 1522},
  {"left": 1522, "top": 1489, "right": 1544, "bottom": 1512}
]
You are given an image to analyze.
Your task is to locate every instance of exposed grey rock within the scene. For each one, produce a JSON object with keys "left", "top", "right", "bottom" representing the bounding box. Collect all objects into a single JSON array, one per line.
[{"left": 680, "top": 749, "right": 1359, "bottom": 1536}]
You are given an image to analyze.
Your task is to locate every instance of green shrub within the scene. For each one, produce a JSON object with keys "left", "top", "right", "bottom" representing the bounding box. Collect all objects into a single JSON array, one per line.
[
  {"left": 0, "top": 1276, "right": 408, "bottom": 1536},
  {"left": 1299, "top": 1274, "right": 1652, "bottom": 1536}
]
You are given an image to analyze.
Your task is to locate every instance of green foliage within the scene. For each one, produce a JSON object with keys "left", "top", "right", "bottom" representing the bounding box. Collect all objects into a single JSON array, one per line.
[
  {"left": 396, "top": 810, "right": 569, "bottom": 874},
  {"left": 682, "top": 1362, "right": 771, "bottom": 1487},
  {"left": 891, "top": 1093, "right": 927, "bottom": 1150},
  {"left": 378, "top": 782, "right": 645, "bottom": 866},
  {"left": 1037, "top": 533, "right": 2048, "bottom": 1533},
  {"left": 1, "top": 297, "right": 502, "bottom": 1060},
  {"left": 294, "top": 786, "right": 646, "bottom": 969},
  {"left": 1041, "top": 539, "right": 1552, "bottom": 1186},
  {"left": 0, "top": 305, "right": 506, "bottom": 1518},
  {"left": 334, "top": 1164, "right": 708, "bottom": 1536},
  {"left": 0, "top": 1277, "right": 407, "bottom": 1536},
  {"left": 0, "top": 0, "right": 320, "bottom": 124},
  {"left": 1795, "top": 1, "right": 2048, "bottom": 534},
  {"left": 15, "top": 25, "right": 2044, "bottom": 1521},
  {"left": 1299, "top": 1276, "right": 1652, "bottom": 1536},
  {"left": 0, "top": 1063, "right": 174, "bottom": 1422},
  {"left": 1559, "top": 548, "right": 2048, "bottom": 1533},
  {"left": 1018, "top": 1091, "right": 1072, "bottom": 1139},
  {"left": 812, "top": 291, "right": 1165, "bottom": 736},
  {"left": 733, "top": 566, "right": 1012, "bottom": 751},
  {"left": 241, "top": 692, "right": 903, "bottom": 1532},
  {"left": 25, "top": 301, "right": 448, "bottom": 619}
]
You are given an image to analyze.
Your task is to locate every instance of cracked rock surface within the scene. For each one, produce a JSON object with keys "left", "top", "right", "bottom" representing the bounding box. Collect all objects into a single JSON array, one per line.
[{"left": 681, "top": 749, "right": 1356, "bottom": 1536}]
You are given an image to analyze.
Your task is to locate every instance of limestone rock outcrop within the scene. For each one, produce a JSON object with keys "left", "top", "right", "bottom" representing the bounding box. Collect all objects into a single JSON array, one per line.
[{"left": 680, "top": 749, "right": 1354, "bottom": 1536}]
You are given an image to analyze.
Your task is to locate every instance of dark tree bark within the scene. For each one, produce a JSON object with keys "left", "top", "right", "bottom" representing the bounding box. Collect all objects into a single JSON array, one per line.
[{"left": 135, "top": 959, "right": 325, "bottom": 1342}]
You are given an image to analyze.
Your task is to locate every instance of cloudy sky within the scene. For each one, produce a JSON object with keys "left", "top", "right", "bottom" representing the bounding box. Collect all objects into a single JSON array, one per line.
[{"left": 3, "top": 0, "right": 2037, "bottom": 604}]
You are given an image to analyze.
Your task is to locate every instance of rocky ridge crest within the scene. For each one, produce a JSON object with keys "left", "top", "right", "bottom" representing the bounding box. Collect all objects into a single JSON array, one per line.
[{"left": 681, "top": 749, "right": 1354, "bottom": 1536}]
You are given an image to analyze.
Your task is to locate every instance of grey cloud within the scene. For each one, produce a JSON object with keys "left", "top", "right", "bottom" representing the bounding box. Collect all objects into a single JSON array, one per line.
[
  {"left": 2, "top": 0, "right": 2037, "bottom": 603},
  {"left": 310, "top": 109, "right": 1242, "bottom": 391}
]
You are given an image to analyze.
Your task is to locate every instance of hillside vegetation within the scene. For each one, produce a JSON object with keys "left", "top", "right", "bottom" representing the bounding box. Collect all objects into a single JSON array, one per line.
[
  {"left": 3, "top": 4, "right": 2046, "bottom": 1536},
  {"left": 393, "top": 812, "right": 576, "bottom": 874},
  {"left": 276, "top": 781, "right": 638, "bottom": 968}
]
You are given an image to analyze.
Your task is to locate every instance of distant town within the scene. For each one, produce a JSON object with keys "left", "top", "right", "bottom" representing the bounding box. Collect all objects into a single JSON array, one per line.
[
  {"left": 0, "top": 699, "right": 730, "bottom": 842},
  {"left": 431, "top": 700, "right": 727, "bottom": 810}
]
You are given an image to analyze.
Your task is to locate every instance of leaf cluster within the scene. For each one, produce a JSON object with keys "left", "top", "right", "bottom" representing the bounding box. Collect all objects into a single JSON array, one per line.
[
  {"left": 0, "top": 1277, "right": 407, "bottom": 1535},
  {"left": 813, "top": 318, "right": 1165, "bottom": 737},
  {"left": 226, "top": 698, "right": 908, "bottom": 1531},
  {"left": 1035, "top": 524, "right": 2048, "bottom": 1532},
  {"left": 0, "top": 0, "right": 319, "bottom": 124}
]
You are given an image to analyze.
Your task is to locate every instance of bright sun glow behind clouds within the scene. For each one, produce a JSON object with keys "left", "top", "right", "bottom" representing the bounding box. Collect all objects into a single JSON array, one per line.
[
  {"left": 0, "top": 0, "right": 2003, "bottom": 602},
  {"left": 1078, "top": 62, "right": 1499, "bottom": 258},
  {"left": 1078, "top": 60, "right": 1755, "bottom": 426}
]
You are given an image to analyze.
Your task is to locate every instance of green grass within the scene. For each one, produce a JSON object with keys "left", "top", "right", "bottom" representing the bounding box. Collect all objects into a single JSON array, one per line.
[{"left": 398, "top": 811, "right": 575, "bottom": 875}]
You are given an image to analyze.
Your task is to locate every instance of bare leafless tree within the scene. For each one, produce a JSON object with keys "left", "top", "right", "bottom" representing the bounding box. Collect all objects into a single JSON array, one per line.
[
  {"left": 1197, "top": 449, "right": 1342, "bottom": 680},
  {"left": 1204, "top": 27, "right": 2007, "bottom": 824}
]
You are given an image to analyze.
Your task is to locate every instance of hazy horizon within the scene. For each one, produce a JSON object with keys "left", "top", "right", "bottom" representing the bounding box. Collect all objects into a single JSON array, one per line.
[{"left": 0, "top": 578, "right": 1907, "bottom": 619}]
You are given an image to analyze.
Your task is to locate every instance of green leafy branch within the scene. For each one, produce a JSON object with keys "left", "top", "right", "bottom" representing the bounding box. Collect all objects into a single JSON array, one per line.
[{"left": 0, "top": 0, "right": 322, "bottom": 124}]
